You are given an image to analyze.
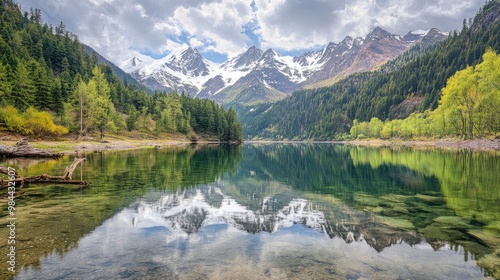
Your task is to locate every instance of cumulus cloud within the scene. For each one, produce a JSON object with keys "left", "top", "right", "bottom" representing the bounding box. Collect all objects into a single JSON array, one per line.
[
  {"left": 253, "top": 0, "right": 341, "bottom": 50},
  {"left": 254, "top": 0, "right": 482, "bottom": 51},
  {"left": 169, "top": 0, "right": 253, "bottom": 56},
  {"left": 15, "top": 0, "right": 484, "bottom": 64}
]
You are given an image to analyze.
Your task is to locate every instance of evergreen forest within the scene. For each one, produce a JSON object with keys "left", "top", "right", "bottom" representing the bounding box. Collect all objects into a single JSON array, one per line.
[{"left": 0, "top": 1, "right": 243, "bottom": 142}]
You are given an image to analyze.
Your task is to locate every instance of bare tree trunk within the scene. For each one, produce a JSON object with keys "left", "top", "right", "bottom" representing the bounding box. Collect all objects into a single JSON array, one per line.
[{"left": 79, "top": 86, "right": 84, "bottom": 141}]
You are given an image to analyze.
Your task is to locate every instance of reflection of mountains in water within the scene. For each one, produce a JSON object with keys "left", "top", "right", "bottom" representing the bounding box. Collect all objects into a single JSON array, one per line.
[{"left": 132, "top": 185, "right": 423, "bottom": 252}]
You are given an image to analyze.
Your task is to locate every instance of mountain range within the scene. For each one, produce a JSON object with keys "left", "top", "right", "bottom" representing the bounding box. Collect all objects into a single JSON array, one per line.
[
  {"left": 239, "top": 0, "right": 500, "bottom": 140},
  {"left": 121, "top": 27, "right": 447, "bottom": 104}
]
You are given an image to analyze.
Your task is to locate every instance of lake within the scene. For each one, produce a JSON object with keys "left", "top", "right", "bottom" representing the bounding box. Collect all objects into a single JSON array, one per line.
[{"left": 1, "top": 144, "right": 499, "bottom": 279}]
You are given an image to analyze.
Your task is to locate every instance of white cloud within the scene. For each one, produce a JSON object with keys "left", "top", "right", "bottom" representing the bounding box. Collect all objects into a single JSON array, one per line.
[
  {"left": 15, "top": 0, "right": 485, "bottom": 64},
  {"left": 170, "top": 0, "right": 253, "bottom": 56},
  {"left": 88, "top": 0, "right": 113, "bottom": 6},
  {"left": 425, "top": 0, "right": 477, "bottom": 17},
  {"left": 253, "top": 0, "right": 483, "bottom": 52},
  {"left": 189, "top": 37, "right": 204, "bottom": 48},
  {"left": 134, "top": 4, "right": 147, "bottom": 18},
  {"left": 253, "top": 0, "right": 340, "bottom": 50}
]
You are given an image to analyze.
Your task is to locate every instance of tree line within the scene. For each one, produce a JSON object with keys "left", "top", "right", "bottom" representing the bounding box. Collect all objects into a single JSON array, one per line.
[
  {"left": 0, "top": 1, "right": 242, "bottom": 141},
  {"left": 240, "top": 0, "right": 500, "bottom": 140}
]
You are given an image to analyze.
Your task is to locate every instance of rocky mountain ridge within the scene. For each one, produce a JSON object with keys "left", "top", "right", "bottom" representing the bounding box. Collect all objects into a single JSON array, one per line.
[{"left": 121, "top": 27, "right": 447, "bottom": 104}]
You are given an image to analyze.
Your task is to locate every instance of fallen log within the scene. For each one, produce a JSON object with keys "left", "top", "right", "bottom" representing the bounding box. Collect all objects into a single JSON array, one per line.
[
  {"left": 0, "top": 137, "right": 63, "bottom": 158},
  {"left": 0, "top": 157, "right": 88, "bottom": 188}
]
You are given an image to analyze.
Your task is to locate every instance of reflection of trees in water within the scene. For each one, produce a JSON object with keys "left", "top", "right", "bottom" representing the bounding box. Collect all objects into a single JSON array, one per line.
[
  {"left": 0, "top": 157, "right": 54, "bottom": 170},
  {"left": 235, "top": 144, "right": 441, "bottom": 196},
  {"left": 7, "top": 144, "right": 498, "bottom": 278},
  {"left": 84, "top": 144, "right": 243, "bottom": 191}
]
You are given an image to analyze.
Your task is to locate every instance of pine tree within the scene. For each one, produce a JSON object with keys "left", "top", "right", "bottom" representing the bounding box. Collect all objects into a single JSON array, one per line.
[
  {"left": 0, "top": 62, "right": 12, "bottom": 104},
  {"left": 13, "top": 61, "right": 36, "bottom": 110},
  {"left": 32, "top": 61, "right": 52, "bottom": 110},
  {"left": 51, "top": 78, "right": 63, "bottom": 116},
  {"left": 88, "top": 66, "right": 115, "bottom": 138},
  {"left": 225, "top": 108, "right": 243, "bottom": 142}
]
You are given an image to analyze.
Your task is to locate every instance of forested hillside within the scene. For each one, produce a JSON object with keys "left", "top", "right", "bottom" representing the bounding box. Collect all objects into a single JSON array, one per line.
[
  {"left": 241, "top": 0, "right": 500, "bottom": 140},
  {"left": 351, "top": 49, "right": 500, "bottom": 140},
  {"left": 0, "top": 1, "right": 242, "bottom": 142},
  {"left": 82, "top": 44, "right": 150, "bottom": 93}
]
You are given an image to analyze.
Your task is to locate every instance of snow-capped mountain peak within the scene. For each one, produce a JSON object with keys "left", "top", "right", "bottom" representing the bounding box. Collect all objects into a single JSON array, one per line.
[
  {"left": 131, "top": 57, "right": 143, "bottom": 67},
  {"left": 119, "top": 51, "right": 154, "bottom": 73},
  {"left": 339, "top": 36, "right": 354, "bottom": 49},
  {"left": 162, "top": 46, "right": 211, "bottom": 77},
  {"left": 366, "top": 26, "right": 391, "bottom": 41},
  {"left": 123, "top": 26, "right": 447, "bottom": 104},
  {"left": 222, "top": 46, "right": 262, "bottom": 71}
]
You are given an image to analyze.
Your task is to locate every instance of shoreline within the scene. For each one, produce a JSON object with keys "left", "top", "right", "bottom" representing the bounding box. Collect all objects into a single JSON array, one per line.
[
  {"left": 1, "top": 137, "right": 500, "bottom": 156},
  {"left": 345, "top": 139, "right": 500, "bottom": 151},
  {"left": 246, "top": 139, "right": 500, "bottom": 151},
  {"left": 0, "top": 138, "right": 216, "bottom": 156}
]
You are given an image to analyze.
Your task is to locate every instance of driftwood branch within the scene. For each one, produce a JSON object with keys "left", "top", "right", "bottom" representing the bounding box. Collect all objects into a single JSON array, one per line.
[
  {"left": 0, "top": 158, "right": 88, "bottom": 188},
  {"left": 62, "top": 158, "right": 86, "bottom": 180},
  {"left": 0, "top": 137, "right": 62, "bottom": 158}
]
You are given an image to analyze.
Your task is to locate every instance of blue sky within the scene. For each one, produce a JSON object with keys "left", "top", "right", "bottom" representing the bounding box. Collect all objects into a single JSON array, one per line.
[{"left": 16, "top": 0, "right": 486, "bottom": 64}]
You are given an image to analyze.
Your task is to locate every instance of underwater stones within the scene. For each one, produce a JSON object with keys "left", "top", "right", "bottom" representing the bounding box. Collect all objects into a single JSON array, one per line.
[
  {"left": 414, "top": 194, "right": 445, "bottom": 205},
  {"left": 420, "top": 224, "right": 468, "bottom": 242},
  {"left": 468, "top": 230, "right": 500, "bottom": 249},
  {"left": 433, "top": 216, "right": 472, "bottom": 229},
  {"left": 354, "top": 193, "right": 383, "bottom": 207},
  {"left": 379, "top": 194, "right": 408, "bottom": 204},
  {"left": 366, "top": 206, "right": 385, "bottom": 214},
  {"left": 378, "top": 216, "right": 414, "bottom": 230},
  {"left": 392, "top": 206, "right": 410, "bottom": 215}
]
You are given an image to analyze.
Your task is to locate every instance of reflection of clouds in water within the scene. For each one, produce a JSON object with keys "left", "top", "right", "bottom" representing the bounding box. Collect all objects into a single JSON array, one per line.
[{"left": 15, "top": 186, "right": 485, "bottom": 280}]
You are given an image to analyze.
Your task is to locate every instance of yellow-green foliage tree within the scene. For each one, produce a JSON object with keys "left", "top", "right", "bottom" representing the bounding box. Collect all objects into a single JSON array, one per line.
[
  {"left": 0, "top": 106, "right": 68, "bottom": 138},
  {"left": 351, "top": 49, "right": 500, "bottom": 140},
  {"left": 435, "top": 48, "right": 500, "bottom": 139},
  {"left": 88, "top": 66, "right": 117, "bottom": 138},
  {"left": 64, "top": 67, "right": 118, "bottom": 138},
  {"left": 154, "top": 94, "right": 189, "bottom": 133}
]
